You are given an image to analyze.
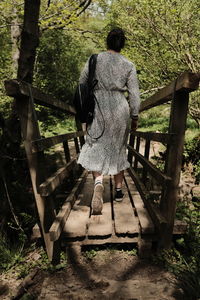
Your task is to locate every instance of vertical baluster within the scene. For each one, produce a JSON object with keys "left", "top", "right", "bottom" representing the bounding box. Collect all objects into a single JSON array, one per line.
[
  {"left": 142, "top": 139, "right": 150, "bottom": 185},
  {"left": 128, "top": 131, "right": 135, "bottom": 165},
  {"left": 63, "top": 140, "right": 71, "bottom": 163},
  {"left": 134, "top": 136, "right": 140, "bottom": 170},
  {"left": 74, "top": 137, "right": 80, "bottom": 156}
]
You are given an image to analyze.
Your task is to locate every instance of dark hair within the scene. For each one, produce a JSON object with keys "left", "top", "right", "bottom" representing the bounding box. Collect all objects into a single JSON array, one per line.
[{"left": 106, "top": 28, "right": 125, "bottom": 52}]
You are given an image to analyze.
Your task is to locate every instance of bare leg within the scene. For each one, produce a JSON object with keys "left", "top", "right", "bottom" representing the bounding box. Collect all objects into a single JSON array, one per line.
[
  {"left": 114, "top": 170, "right": 124, "bottom": 189},
  {"left": 92, "top": 171, "right": 103, "bottom": 184}
]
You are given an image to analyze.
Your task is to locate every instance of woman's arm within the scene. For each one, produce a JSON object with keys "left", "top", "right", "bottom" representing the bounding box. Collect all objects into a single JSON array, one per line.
[{"left": 126, "top": 64, "right": 140, "bottom": 124}]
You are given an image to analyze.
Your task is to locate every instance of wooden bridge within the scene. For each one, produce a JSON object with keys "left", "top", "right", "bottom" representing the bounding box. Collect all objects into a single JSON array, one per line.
[{"left": 4, "top": 1, "right": 200, "bottom": 263}]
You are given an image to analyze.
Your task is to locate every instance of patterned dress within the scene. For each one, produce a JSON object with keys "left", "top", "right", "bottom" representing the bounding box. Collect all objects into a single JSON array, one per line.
[{"left": 77, "top": 51, "right": 140, "bottom": 175}]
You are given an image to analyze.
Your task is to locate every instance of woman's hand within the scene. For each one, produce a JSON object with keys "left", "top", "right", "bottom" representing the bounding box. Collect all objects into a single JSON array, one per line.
[{"left": 131, "top": 119, "right": 138, "bottom": 131}]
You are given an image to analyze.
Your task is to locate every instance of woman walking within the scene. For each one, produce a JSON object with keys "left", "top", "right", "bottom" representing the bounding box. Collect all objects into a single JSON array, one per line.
[{"left": 77, "top": 28, "right": 140, "bottom": 214}]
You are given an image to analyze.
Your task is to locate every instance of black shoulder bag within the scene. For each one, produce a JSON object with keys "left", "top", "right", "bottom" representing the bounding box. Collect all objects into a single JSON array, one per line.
[{"left": 73, "top": 54, "right": 105, "bottom": 139}]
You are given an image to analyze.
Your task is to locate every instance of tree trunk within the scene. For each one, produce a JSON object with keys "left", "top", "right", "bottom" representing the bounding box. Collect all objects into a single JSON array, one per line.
[{"left": 11, "top": 7, "right": 21, "bottom": 78}]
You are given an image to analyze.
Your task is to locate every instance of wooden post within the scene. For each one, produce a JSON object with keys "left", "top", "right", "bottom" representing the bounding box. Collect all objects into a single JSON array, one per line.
[
  {"left": 16, "top": 0, "right": 60, "bottom": 263},
  {"left": 160, "top": 90, "right": 189, "bottom": 248}
]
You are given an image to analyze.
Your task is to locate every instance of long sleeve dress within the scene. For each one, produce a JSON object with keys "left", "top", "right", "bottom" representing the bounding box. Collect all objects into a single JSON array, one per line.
[{"left": 77, "top": 51, "right": 140, "bottom": 175}]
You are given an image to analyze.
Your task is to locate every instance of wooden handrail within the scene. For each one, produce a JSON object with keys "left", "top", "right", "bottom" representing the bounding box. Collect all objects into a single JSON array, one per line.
[
  {"left": 39, "top": 159, "right": 76, "bottom": 196},
  {"left": 140, "top": 72, "right": 200, "bottom": 112},
  {"left": 49, "top": 170, "right": 88, "bottom": 241},
  {"left": 4, "top": 79, "right": 76, "bottom": 114},
  {"left": 31, "top": 131, "right": 85, "bottom": 152},
  {"left": 131, "top": 131, "right": 176, "bottom": 144},
  {"left": 127, "top": 145, "right": 171, "bottom": 186}
]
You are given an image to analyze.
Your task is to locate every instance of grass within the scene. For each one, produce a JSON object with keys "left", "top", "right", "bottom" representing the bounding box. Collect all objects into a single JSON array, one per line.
[
  {"left": 38, "top": 116, "right": 76, "bottom": 138},
  {"left": 0, "top": 242, "right": 67, "bottom": 278}
]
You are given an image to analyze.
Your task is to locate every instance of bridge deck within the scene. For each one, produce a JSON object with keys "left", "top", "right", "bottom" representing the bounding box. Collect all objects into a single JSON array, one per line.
[{"left": 61, "top": 171, "right": 156, "bottom": 253}]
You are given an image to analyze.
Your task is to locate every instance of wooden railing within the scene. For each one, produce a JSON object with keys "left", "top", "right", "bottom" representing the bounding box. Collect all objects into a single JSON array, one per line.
[
  {"left": 5, "top": 79, "right": 86, "bottom": 263},
  {"left": 127, "top": 72, "right": 200, "bottom": 248}
]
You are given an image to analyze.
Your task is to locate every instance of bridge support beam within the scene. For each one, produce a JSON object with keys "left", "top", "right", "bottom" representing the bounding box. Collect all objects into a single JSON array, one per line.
[
  {"left": 15, "top": 0, "right": 60, "bottom": 263},
  {"left": 160, "top": 90, "right": 189, "bottom": 248}
]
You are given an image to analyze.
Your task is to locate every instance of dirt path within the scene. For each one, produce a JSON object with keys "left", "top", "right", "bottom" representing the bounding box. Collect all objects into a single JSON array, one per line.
[{"left": 1, "top": 246, "right": 184, "bottom": 300}]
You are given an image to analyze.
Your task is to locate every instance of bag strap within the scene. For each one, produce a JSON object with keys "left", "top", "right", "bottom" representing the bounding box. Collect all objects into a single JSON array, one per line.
[
  {"left": 88, "top": 54, "right": 98, "bottom": 89},
  {"left": 86, "top": 54, "right": 105, "bottom": 140}
]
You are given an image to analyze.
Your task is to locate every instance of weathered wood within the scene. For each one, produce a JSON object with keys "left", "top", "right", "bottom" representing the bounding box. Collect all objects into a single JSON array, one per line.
[
  {"left": 128, "top": 131, "right": 135, "bottom": 164},
  {"left": 63, "top": 140, "right": 71, "bottom": 163},
  {"left": 128, "top": 167, "right": 167, "bottom": 233},
  {"left": 17, "top": 0, "right": 40, "bottom": 82},
  {"left": 131, "top": 131, "right": 175, "bottom": 144},
  {"left": 138, "top": 236, "right": 152, "bottom": 258},
  {"left": 128, "top": 145, "right": 171, "bottom": 186},
  {"left": 124, "top": 172, "right": 155, "bottom": 234},
  {"left": 39, "top": 159, "right": 76, "bottom": 196},
  {"left": 32, "top": 223, "right": 41, "bottom": 239},
  {"left": 14, "top": 0, "right": 60, "bottom": 263},
  {"left": 74, "top": 137, "right": 80, "bottom": 155},
  {"left": 160, "top": 91, "right": 190, "bottom": 248},
  {"left": 113, "top": 182, "right": 139, "bottom": 237},
  {"left": 132, "top": 194, "right": 155, "bottom": 234},
  {"left": 49, "top": 170, "right": 88, "bottom": 241},
  {"left": 4, "top": 79, "right": 76, "bottom": 114},
  {"left": 62, "top": 176, "right": 93, "bottom": 239},
  {"left": 87, "top": 176, "right": 112, "bottom": 238},
  {"left": 133, "top": 136, "right": 140, "bottom": 170},
  {"left": 140, "top": 72, "right": 200, "bottom": 112},
  {"left": 142, "top": 139, "right": 150, "bottom": 183},
  {"left": 31, "top": 131, "right": 85, "bottom": 152},
  {"left": 64, "top": 236, "right": 138, "bottom": 246}
]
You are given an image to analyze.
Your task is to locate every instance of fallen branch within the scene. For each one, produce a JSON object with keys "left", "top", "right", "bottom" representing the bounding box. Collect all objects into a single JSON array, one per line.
[{"left": 11, "top": 269, "right": 39, "bottom": 300}]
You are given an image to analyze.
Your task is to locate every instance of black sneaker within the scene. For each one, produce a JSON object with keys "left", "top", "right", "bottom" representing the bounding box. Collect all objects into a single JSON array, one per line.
[{"left": 115, "top": 189, "right": 124, "bottom": 202}]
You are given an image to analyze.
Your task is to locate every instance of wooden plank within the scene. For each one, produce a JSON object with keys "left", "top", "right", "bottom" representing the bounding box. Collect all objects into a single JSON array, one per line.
[
  {"left": 64, "top": 236, "right": 138, "bottom": 246},
  {"left": 31, "top": 131, "right": 85, "bottom": 152},
  {"left": 87, "top": 176, "right": 112, "bottom": 238},
  {"left": 39, "top": 159, "right": 76, "bottom": 196},
  {"left": 140, "top": 72, "right": 200, "bottom": 112},
  {"left": 128, "top": 145, "right": 171, "bottom": 186},
  {"left": 124, "top": 172, "right": 155, "bottom": 234},
  {"left": 4, "top": 79, "right": 76, "bottom": 114},
  {"left": 132, "top": 194, "right": 155, "bottom": 234},
  {"left": 131, "top": 131, "right": 175, "bottom": 144},
  {"left": 113, "top": 185, "right": 139, "bottom": 237},
  {"left": 62, "top": 176, "right": 93, "bottom": 239},
  {"left": 127, "top": 167, "right": 167, "bottom": 233},
  {"left": 49, "top": 170, "right": 88, "bottom": 241}
]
